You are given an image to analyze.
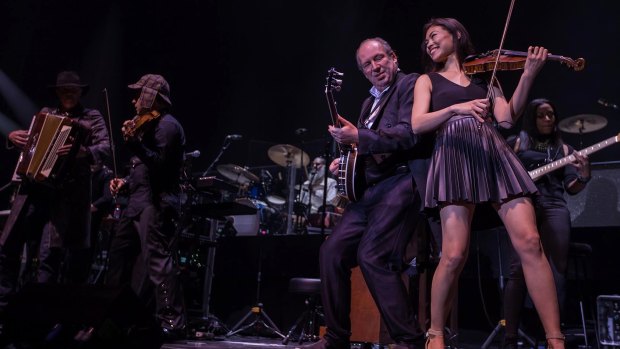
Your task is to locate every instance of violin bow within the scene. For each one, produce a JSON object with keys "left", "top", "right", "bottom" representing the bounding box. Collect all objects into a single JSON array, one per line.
[
  {"left": 486, "top": 0, "right": 517, "bottom": 103},
  {"left": 102, "top": 88, "right": 119, "bottom": 178}
]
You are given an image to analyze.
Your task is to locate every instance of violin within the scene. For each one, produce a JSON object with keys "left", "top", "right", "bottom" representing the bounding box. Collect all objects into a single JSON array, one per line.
[
  {"left": 464, "top": 49, "right": 586, "bottom": 75},
  {"left": 122, "top": 110, "right": 161, "bottom": 140}
]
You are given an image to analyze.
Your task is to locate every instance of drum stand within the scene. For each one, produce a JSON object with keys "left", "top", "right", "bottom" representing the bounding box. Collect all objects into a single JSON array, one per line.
[
  {"left": 481, "top": 228, "right": 536, "bottom": 349},
  {"left": 181, "top": 177, "right": 228, "bottom": 339},
  {"left": 285, "top": 161, "right": 297, "bottom": 234},
  {"left": 193, "top": 217, "right": 230, "bottom": 338},
  {"left": 226, "top": 238, "right": 284, "bottom": 338}
]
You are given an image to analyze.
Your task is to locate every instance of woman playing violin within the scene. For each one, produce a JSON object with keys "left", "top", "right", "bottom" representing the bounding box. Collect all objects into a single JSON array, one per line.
[{"left": 410, "top": 18, "right": 565, "bottom": 349}]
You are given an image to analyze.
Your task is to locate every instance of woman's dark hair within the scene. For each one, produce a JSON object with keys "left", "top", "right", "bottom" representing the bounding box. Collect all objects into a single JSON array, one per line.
[
  {"left": 519, "top": 98, "right": 562, "bottom": 150},
  {"left": 420, "top": 18, "right": 475, "bottom": 73}
]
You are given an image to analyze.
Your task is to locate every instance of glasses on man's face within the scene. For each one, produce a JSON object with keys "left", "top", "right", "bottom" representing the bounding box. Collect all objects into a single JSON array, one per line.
[{"left": 361, "top": 54, "right": 388, "bottom": 72}]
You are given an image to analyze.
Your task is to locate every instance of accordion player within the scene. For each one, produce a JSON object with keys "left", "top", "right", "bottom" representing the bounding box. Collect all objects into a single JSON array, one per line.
[{"left": 12, "top": 111, "right": 87, "bottom": 187}]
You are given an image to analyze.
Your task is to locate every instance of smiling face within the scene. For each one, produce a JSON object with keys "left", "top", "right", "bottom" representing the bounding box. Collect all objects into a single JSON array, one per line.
[
  {"left": 424, "top": 25, "right": 456, "bottom": 63},
  {"left": 535, "top": 103, "right": 556, "bottom": 135},
  {"left": 356, "top": 39, "right": 398, "bottom": 91}
]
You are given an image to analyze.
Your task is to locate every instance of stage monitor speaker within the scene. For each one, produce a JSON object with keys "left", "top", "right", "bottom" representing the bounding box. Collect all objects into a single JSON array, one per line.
[
  {"left": 597, "top": 294, "right": 620, "bottom": 347},
  {"left": 565, "top": 162, "right": 620, "bottom": 228},
  {"left": 3, "top": 283, "right": 161, "bottom": 349}
]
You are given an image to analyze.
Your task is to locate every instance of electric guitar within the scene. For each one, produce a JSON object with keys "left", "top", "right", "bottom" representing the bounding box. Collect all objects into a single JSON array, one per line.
[
  {"left": 325, "top": 67, "right": 365, "bottom": 202},
  {"left": 528, "top": 133, "right": 619, "bottom": 181}
]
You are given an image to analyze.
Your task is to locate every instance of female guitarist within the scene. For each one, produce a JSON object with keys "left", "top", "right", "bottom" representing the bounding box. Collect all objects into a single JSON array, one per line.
[{"left": 502, "top": 98, "right": 590, "bottom": 348}]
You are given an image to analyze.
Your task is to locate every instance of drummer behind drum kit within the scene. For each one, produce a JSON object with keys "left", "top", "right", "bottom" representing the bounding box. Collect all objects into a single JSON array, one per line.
[{"left": 216, "top": 143, "right": 320, "bottom": 236}]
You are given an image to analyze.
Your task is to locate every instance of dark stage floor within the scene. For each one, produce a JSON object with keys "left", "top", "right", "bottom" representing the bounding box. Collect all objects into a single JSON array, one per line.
[{"left": 160, "top": 329, "right": 599, "bottom": 349}]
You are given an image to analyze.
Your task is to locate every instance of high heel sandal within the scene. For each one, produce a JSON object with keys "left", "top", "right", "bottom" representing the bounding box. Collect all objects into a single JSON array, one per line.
[
  {"left": 545, "top": 333, "right": 565, "bottom": 349},
  {"left": 425, "top": 329, "right": 444, "bottom": 349}
]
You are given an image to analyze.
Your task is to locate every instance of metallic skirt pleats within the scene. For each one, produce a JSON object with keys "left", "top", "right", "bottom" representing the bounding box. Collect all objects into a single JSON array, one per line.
[{"left": 425, "top": 115, "right": 537, "bottom": 208}]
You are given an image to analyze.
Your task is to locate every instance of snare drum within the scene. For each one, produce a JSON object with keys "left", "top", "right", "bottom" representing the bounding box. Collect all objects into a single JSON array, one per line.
[{"left": 266, "top": 195, "right": 286, "bottom": 210}]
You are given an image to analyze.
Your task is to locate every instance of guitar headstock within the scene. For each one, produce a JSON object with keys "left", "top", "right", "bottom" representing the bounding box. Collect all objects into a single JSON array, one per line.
[{"left": 325, "top": 67, "right": 344, "bottom": 94}]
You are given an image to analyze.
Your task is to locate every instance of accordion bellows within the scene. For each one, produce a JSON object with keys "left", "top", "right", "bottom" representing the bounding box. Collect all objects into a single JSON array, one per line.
[{"left": 14, "top": 112, "right": 84, "bottom": 186}]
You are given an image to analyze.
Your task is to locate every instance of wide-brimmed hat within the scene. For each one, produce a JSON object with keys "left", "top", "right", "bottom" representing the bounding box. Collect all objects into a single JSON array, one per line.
[
  {"left": 48, "top": 71, "right": 89, "bottom": 95},
  {"left": 128, "top": 74, "right": 172, "bottom": 107}
]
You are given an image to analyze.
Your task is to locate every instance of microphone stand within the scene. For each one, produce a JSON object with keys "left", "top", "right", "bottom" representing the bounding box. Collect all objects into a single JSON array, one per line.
[
  {"left": 202, "top": 137, "right": 234, "bottom": 177},
  {"left": 294, "top": 132, "right": 308, "bottom": 234},
  {"left": 306, "top": 170, "right": 316, "bottom": 218},
  {"left": 320, "top": 138, "right": 334, "bottom": 235}
]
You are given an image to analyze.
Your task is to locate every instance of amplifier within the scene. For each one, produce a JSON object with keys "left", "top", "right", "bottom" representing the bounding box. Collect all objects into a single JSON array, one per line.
[
  {"left": 565, "top": 161, "right": 620, "bottom": 228},
  {"left": 597, "top": 295, "right": 620, "bottom": 347}
]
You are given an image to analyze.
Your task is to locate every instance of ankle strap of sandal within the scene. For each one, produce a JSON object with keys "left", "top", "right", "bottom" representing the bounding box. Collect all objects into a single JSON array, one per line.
[
  {"left": 427, "top": 329, "right": 444, "bottom": 337},
  {"left": 546, "top": 333, "right": 566, "bottom": 341}
]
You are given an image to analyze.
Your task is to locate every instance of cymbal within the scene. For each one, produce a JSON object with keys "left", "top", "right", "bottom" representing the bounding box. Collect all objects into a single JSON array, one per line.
[
  {"left": 558, "top": 114, "right": 607, "bottom": 134},
  {"left": 216, "top": 164, "right": 259, "bottom": 184},
  {"left": 268, "top": 144, "right": 310, "bottom": 168}
]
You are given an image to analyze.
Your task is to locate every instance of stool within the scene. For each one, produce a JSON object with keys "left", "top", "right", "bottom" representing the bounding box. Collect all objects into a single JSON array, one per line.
[
  {"left": 567, "top": 242, "right": 593, "bottom": 348},
  {"left": 282, "top": 277, "right": 324, "bottom": 345}
]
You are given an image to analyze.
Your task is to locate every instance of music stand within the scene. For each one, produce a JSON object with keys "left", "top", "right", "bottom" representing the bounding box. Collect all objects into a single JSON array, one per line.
[{"left": 225, "top": 236, "right": 284, "bottom": 338}]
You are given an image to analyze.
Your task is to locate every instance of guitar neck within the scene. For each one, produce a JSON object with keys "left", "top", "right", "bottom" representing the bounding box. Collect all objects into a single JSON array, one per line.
[
  {"left": 325, "top": 90, "right": 340, "bottom": 127},
  {"left": 529, "top": 134, "right": 619, "bottom": 181}
]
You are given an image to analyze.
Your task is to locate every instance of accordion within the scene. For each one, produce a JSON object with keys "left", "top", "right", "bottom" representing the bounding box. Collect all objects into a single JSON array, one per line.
[{"left": 12, "top": 112, "right": 86, "bottom": 186}]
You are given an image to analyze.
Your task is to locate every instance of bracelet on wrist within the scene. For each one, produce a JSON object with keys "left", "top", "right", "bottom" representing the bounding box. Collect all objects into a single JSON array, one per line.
[{"left": 577, "top": 175, "right": 591, "bottom": 184}]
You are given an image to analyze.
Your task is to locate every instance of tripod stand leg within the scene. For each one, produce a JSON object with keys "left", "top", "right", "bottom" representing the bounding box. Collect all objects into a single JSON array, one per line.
[
  {"left": 282, "top": 310, "right": 309, "bottom": 344},
  {"left": 517, "top": 328, "right": 536, "bottom": 347},
  {"left": 226, "top": 309, "right": 255, "bottom": 337},
  {"left": 259, "top": 308, "right": 285, "bottom": 338},
  {"left": 481, "top": 321, "right": 504, "bottom": 349}
]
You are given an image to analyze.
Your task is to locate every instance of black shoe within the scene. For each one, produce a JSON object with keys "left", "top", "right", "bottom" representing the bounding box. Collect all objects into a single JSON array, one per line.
[
  {"left": 295, "top": 338, "right": 349, "bottom": 349},
  {"left": 160, "top": 327, "right": 187, "bottom": 341}
]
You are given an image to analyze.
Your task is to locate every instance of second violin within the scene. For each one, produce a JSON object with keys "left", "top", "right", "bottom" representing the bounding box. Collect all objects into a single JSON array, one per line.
[{"left": 122, "top": 110, "right": 161, "bottom": 140}]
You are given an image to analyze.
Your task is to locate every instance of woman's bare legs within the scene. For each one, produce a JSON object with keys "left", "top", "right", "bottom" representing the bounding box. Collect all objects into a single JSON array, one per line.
[
  {"left": 496, "top": 197, "right": 565, "bottom": 349},
  {"left": 427, "top": 203, "right": 474, "bottom": 349}
]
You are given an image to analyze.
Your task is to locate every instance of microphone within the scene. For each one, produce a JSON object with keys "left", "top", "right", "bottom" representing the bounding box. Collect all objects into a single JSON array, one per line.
[
  {"left": 185, "top": 150, "right": 201, "bottom": 158},
  {"left": 226, "top": 134, "right": 243, "bottom": 140},
  {"left": 598, "top": 98, "right": 619, "bottom": 110},
  {"left": 295, "top": 128, "right": 308, "bottom": 135}
]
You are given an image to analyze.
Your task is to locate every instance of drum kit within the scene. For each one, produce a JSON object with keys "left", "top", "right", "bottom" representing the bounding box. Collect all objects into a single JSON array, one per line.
[{"left": 211, "top": 143, "right": 319, "bottom": 236}]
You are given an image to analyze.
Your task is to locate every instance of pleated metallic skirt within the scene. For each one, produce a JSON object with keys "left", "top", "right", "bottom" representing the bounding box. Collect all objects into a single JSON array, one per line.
[{"left": 425, "top": 115, "right": 537, "bottom": 208}]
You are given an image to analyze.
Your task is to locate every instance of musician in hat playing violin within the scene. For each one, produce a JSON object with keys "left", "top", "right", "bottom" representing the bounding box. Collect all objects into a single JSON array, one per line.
[{"left": 106, "top": 74, "right": 187, "bottom": 339}]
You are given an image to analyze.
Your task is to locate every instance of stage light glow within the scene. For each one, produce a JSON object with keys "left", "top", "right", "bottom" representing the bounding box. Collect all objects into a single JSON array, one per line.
[{"left": 0, "top": 70, "right": 37, "bottom": 126}]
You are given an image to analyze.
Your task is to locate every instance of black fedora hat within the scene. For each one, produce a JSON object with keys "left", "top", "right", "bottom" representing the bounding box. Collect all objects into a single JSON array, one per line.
[{"left": 48, "top": 71, "right": 90, "bottom": 95}]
